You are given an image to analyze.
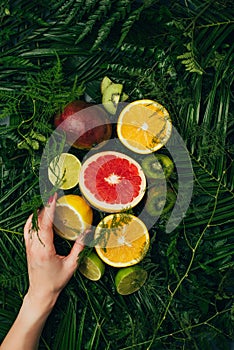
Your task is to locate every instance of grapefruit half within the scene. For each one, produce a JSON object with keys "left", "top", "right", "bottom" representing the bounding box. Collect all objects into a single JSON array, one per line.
[{"left": 79, "top": 151, "right": 146, "bottom": 212}]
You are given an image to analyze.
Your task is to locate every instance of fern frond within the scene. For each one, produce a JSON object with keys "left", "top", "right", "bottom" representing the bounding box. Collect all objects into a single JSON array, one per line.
[
  {"left": 91, "top": 0, "right": 132, "bottom": 50},
  {"left": 75, "top": 0, "right": 113, "bottom": 44},
  {"left": 117, "top": 0, "right": 157, "bottom": 48},
  {"left": 0, "top": 234, "right": 28, "bottom": 293},
  {"left": 177, "top": 43, "right": 204, "bottom": 75},
  {"left": 119, "top": 42, "right": 156, "bottom": 60},
  {"left": 61, "top": 0, "right": 85, "bottom": 25},
  {"left": 0, "top": 290, "right": 22, "bottom": 340}
]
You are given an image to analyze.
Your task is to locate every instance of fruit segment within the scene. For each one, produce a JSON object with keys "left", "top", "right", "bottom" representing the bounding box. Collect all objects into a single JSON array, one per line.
[{"left": 95, "top": 158, "right": 142, "bottom": 204}]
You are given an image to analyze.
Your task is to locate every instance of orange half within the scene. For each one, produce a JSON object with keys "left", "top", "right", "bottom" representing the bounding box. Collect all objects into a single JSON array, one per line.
[
  {"left": 94, "top": 214, "right": 150, "bottom": 267},
  {"left": 117, "top": 99, "right": 172, "bottom": 154}
]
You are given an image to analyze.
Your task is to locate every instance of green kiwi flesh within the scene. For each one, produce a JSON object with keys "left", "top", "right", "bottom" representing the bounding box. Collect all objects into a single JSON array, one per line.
[
  {"left": 100, "top": 76, "right": 113, "bottom": 94},
  {"left": 102, "top": 83, "right": 123, "bottom": 114},
  {"left": 145, "top": 186, "right": 176, "bottom": 216},
  {"left": 142, "top": 154, "right": 174, "bottom": 179}
]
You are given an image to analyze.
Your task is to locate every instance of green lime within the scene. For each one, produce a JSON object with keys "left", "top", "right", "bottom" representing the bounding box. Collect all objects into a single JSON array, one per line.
[
  {"left": 115, "top": 266, "right": 148, "bottom": 295},
  {"left": 79, "top": 252, "right": 105, "bottom": 281},
  {"left": 48, "top": 153, "right": 81, "bottom": 190}
]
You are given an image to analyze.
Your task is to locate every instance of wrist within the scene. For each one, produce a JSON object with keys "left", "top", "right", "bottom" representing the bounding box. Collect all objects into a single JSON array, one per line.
[
  {"left": 24, "top": 289, "right": 59, "bottom": 316},
  {"left": 0, "top": 290, "right": 58, "bottom": 349}
]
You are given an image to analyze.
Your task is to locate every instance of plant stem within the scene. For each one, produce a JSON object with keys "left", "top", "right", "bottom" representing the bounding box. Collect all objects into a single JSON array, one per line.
[{"left": 146, "top": 170, "right": 224, "bottom": 349}]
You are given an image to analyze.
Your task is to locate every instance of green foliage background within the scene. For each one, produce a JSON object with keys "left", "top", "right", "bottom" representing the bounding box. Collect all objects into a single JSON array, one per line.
[{"left": 0, "top": 0, "right": 233, "bottom": 349}]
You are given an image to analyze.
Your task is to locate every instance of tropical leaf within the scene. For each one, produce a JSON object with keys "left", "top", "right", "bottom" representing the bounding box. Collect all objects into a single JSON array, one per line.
[{"left": 0, "top": 0, "right": 233, "bottom": 349}]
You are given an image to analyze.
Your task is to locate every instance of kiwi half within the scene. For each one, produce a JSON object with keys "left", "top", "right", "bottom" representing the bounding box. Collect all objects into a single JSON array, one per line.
[
  {"left": 100, "top": 76, "right": 113, "bottom": 94},
  {"left": 101, "top": 76, "right": 129, "bottom": 114},
  {"left": 142, "top": 154, "right": 174, "bottom": 180},
  {"left": 102, "top": 83, "right": 123, "bottom": 114},
  {"left": 145, "top": 185, "right": 176, "bottom": 217}
]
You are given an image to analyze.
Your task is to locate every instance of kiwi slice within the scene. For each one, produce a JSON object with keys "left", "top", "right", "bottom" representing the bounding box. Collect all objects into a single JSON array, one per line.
[
  {"left": 100, "top": 76, "right": 113, "bottom": 94},
  {"left": 142, "top": 154, "right": 174, "bottom": 180},
  {"left": 121, "top": 91, "right": 129, "bottom": 102},
  {"left": 145, "top": 185, "right": 176, "bottom": 217},
  {"left": 102, "top": 83, "right": 123, "bottom": 114},
  {"left": 101, "top": 76, "right": 128, "bottom": 113}
]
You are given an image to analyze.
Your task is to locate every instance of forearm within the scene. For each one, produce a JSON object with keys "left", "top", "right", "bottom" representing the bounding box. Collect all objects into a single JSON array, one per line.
[{"left": 0, "top": 292, "right": 57, "bottom": 350}]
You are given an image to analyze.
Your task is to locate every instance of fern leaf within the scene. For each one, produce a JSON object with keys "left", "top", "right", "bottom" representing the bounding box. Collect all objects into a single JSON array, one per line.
[
  {"left": 75, "top": 0, "right": 112, "bottom": 44},
  {"left": 91, "top": 0, "right": 132, "bottom": 50},
  {"left": 177, "top": 51, "right": 204, "bottom": 75},
  {"left": 117, "top": 0, "right": 157, "bottom": 47}
]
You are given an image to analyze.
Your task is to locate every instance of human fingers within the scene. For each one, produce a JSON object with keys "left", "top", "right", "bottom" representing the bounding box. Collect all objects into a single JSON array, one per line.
[
  {"left": 64, "top": 234, "right": 86, "bottom": 272},
  {"left": 38, "top": 193, "right": 57, "bottom": 229},
  {"left": 23, "top": 193, "right": 57, "bottom": 249},
  {"left": 35, "top": 193, "right": 57, "bottom": 243},
  {"left": 24, "top": 213, "right": 34, "bottom": 246}
]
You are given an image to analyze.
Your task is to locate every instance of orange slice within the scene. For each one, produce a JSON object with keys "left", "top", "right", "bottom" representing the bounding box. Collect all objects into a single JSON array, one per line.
[
  {"left": 94, "top": 214, "right": 150, "bottom": 267},
  {"left": 117, "top": 99, "right": 172, "bottom": 154},
  {"left": 53, "top": 195, "right": 93, "bottom": 240}
]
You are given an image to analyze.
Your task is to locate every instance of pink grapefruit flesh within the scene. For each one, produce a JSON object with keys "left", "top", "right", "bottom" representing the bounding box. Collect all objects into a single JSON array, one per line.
[{"left": 79, "top": 151, "right": 146, "bottom": 212}]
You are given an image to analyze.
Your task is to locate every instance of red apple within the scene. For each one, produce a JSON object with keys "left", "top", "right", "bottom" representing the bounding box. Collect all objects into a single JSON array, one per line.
[{"left": 54, "top": 100, "right": 112, "bottom": 149}]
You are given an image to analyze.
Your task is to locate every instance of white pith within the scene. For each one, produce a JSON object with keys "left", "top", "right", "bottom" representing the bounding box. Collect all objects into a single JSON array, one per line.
[
  {"left": 139, "top": 122, "right": 148, "bottom": 131},
  {"left": 104, "top": 173, "right": 121, "bottom": 185}
]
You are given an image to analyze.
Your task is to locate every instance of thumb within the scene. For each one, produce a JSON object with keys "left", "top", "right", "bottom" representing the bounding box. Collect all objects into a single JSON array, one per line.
[{"left": 65, "top": 235, "right": 85, "bottom": 270}]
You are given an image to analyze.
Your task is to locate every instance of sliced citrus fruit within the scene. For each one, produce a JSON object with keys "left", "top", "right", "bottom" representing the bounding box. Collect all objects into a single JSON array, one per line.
[
  {"left": 48, "top": 153, "right": 81, "bottom": 190},
  {"left": 115, "top": 266, "right": 148, "bottom": 295},
  {"left": 79, "top": 251, "right": 105, "bottom": 281},
  {"left": 117, "top": 99, "right": 172, "bottom": 154},
  {"left": 79, "top": 151, "right": 146, "bottom": 213},
  {"left": 94, "top": 214, "right": 150, "bottom": 267},
  {"left": 53, "top": 194, "right": 93, "bottom": 240}
]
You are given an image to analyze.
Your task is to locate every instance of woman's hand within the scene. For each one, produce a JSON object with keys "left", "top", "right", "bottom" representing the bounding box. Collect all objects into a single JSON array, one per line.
[
  {"left": 24, "top": 193, "right": 85, "bottom": 309},
  {"left": 0, "top": 193, "right": 86, "bottom": 350}
]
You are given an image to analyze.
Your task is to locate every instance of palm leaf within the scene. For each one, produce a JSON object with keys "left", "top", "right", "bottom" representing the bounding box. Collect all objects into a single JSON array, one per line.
[{"left": 0, "top": 1, "right": 233, "bottom": 349}]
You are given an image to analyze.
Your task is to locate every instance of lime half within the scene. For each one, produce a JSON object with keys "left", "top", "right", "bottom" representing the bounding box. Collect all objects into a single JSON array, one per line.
[
  {"left": 115, "top": 266, "right": 148, "bottom": 295},
  {"left": 79, "top": 252, "right": 105, "bottom": 281},
  {"left": 48, "top": 153, "right": 81, "bottom": 190}
]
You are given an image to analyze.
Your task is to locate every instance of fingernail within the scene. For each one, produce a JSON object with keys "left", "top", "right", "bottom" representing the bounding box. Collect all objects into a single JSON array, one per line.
[{"left": 47, "top": 195, "right": 54, "bottom": 204}]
